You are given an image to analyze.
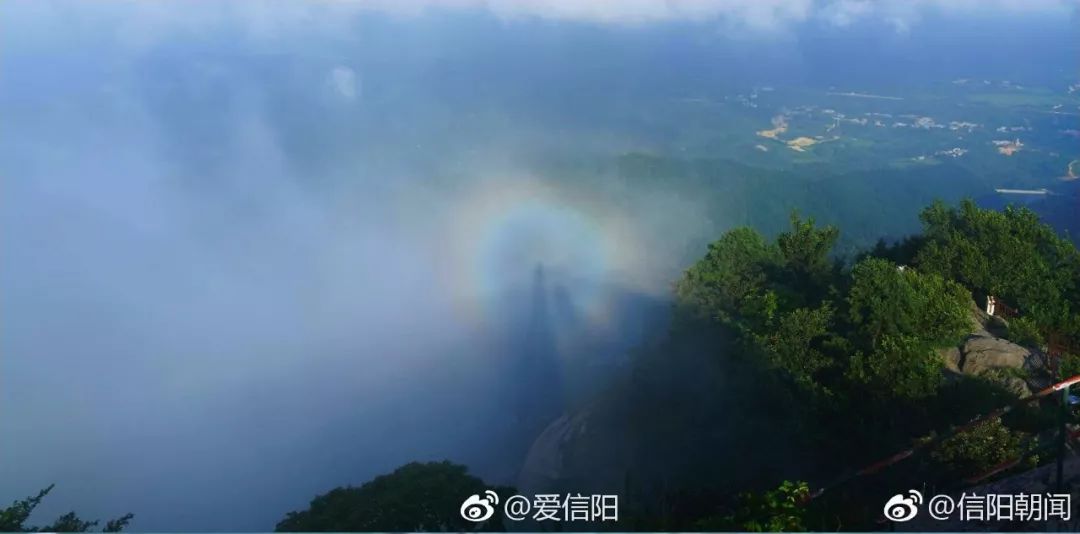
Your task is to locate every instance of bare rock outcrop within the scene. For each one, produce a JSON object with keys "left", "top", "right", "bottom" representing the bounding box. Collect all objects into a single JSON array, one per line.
[
  {"left": 517, "top": 410, "right": 591, "bottom": 494},
  {"left": 517, "top": 403, "right": 632, "bottom": 499},
  {"left": 941, "top": 304, "right": 1050, "bottom": 396}
]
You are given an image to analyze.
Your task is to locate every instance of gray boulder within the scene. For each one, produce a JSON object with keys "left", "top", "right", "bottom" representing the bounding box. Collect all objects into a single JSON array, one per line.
[{"left": 940, "top": 313, "right": 1049, "bottom": 396}]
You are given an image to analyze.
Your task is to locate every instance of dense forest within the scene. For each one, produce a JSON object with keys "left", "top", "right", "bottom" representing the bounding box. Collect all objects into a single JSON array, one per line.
[
  {"left": 269, "top": 199, "right": 1080, "bottom": 531},
  {"left": 6, "top": 199, "right": 1078, "bottom": 531}
]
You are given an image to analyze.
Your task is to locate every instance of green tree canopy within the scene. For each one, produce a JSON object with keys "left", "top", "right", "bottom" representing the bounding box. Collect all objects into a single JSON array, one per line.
[
  {"left": 696, "top": 480, "right": 811, "bottom": 532},
  {"left": 930, "top": 419, "right": 1029, "bottom": 479},
  {"left": 775, "top": 213, "right": 840, "bottom": 306},
  {"left": 651, "top": 200, "right": 1077, "bottom": 529},
  {"left": 676, "top": 213, "right": 841, "bottom": 331},
  {"left": 753, "top": 304, "right": 838, "bottom": 394},
  {"left": 0, "top": 485, "right": 132, "bottom": 532},
  {"left": 847, "top": 258, "right": 972, "bottom": 351},
  {"left": 675, "top": 226, "right": 777, "bottom": 327},
  {"left": 848, "top": 333, "right": 949, "bottom": 400},
  {"left": 916, "top": 199, "right": 1080, "bottom": 337},
  {"left": 845, "top": 258, "right": 971, "bottom": 399},
  {"left": 275, "top": 461, "right": 513, "bottom": 532}
]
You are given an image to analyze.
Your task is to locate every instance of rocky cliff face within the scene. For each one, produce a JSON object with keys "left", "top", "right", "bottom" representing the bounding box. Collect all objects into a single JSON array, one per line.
[
  {"left": 515, "top": 328, "right": 814, "bottom": 513},
  {"left": 517, "top": 410, "right": 594, "bottom": 494},
  {"left": 516, "top": 396, "right": 639, "bottom": 497}
]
